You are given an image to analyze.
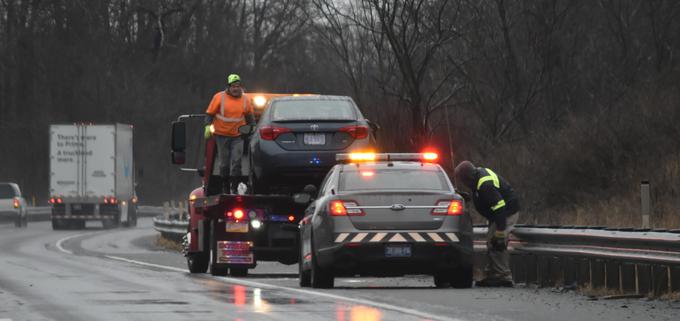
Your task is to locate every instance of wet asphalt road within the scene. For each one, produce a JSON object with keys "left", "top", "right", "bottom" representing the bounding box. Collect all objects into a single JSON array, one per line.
[{"left": 0, "top": 218, "right": 678, "bottom": 321}]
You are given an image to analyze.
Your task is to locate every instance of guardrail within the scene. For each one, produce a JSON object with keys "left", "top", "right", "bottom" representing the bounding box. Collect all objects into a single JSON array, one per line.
[
  {"left": 474, "top": 225, "right": 680, "bottom": 296},
  {"left": 151, "top": 217, "right": 680, "bottom": 296}
]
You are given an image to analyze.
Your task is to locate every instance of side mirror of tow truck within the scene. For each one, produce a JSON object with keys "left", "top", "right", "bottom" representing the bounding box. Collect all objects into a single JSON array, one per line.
[{"left": 171, "top": 121, "right": 186, "bottom": 165}]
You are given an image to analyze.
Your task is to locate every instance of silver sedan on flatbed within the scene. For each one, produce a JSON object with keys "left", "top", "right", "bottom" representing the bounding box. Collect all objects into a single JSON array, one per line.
[{"left": 298, "top": 153, "right": 473, "bottom": 289}]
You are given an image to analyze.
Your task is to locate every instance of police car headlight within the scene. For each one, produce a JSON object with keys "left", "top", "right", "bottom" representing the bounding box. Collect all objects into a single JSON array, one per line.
[{"left": 251, "top": 219, "right": 262, "bottom": 229}]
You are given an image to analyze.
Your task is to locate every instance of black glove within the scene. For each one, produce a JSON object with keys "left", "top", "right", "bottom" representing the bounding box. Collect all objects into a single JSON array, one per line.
[{"left": 490, "top": 230, "right": 508, "bottom": 251}]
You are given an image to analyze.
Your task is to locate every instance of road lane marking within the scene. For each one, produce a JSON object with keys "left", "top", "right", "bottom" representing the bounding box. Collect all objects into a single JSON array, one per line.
[
  {"left": 55, "top": 232, "right": 97, "bottom": 255},
  {"left": 103, "top": 255, "right": 468, "bottom": 321}
]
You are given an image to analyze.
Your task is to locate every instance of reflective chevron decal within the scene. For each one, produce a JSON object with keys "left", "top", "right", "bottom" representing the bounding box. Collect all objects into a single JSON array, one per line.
[{"left": 334, "top": 232, "right": 459, "bottom": 243}]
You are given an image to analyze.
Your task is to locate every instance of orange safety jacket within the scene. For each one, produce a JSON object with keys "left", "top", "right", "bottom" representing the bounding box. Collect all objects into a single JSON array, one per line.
[{"left": 205, "top": 91, "right": 254, "bottom": 137}]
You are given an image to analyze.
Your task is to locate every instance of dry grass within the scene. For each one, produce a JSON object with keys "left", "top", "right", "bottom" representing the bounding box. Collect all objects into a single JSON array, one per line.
[
  {"left": 155, "top": 235, "right": 183, "bottom": 252},
  {"left": 659, "top": 292, "right": 680, "bottom": 302},
  {"left": 578, "top": 285, "right": 621, "bottom": 298}
]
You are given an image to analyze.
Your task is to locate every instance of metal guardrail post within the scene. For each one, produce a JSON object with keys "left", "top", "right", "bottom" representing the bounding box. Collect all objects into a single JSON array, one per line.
[{"left": 641, "top": 181, "right": 651, "bottom": 228}]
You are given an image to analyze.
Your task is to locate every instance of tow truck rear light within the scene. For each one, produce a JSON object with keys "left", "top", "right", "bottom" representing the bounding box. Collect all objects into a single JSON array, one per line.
[
  {"left": 13, "top": 198, "right": 20, "bottom": 208},
  {"left": 432, "top": 200, "right": 463, "bottom": 216},
  {"left": 330, "top": 200, "right": 365, "bottom": 216},
  {"left": 340, "top": 125, "right": 369, "bottom": 139},
  {"left": 288, "top": 215, "right": 295, "bottom": 222},
  {"left": 233, "top": 209, "right": 245, "bottom": 220},
  {"left": 259, "top": 125, "right": 291, "bottom": 140}
]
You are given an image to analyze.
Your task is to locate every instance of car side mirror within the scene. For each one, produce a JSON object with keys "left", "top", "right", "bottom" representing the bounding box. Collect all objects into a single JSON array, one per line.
[
  {"left": 293, "top": 193, "right": 311, "bottom": 205},
  {"left": 366, "top": 119, "right": 380, "bottom": 132},
  {"left": 303, "top": 184, "right": 318, "bottom": 198},
  {"left": 238, "top": 124, "right": 255, "bottom": 136}
]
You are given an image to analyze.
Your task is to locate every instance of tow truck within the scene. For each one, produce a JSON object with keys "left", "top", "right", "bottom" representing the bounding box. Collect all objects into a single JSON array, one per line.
[{"left": 170, "top": 93, "right": 314, "bottom": 277}]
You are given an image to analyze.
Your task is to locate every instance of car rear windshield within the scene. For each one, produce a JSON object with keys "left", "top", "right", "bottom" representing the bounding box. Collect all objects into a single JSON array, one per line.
[
  {"left": 0, "top": 185, "right": 16, "bottom": 198},
  {"left": 338, "top": 169, "right": 449, "bottom": 191},
  {"left": 271, "top": 100, "right": 357, "bottom": 121}
]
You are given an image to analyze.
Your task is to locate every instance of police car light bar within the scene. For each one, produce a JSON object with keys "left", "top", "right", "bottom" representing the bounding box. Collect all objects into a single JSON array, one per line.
[{"left": 336, "top": 152, "right": 439, "bottom": 163}]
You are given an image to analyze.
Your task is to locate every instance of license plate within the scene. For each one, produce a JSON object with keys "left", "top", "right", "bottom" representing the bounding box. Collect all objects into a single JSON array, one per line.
[
  {"left": 226, "top": 222, "right": 249, "bottom": 233},
  {"left": 304, "top": 133, "right": 325, "bottom": 145},
  {"left": 385, "top": 244, "right": 412, "bottom": 257}
]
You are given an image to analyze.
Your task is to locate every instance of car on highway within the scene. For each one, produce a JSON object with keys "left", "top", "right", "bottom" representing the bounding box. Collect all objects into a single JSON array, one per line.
[
  {"left": 0, "top": 182, "right": 28, "bottom": 227},
  {"left": 248, "top": 95, "right": 376, "bottom": 194},
  {"left": 297, "top": 153, "right": 473, "bottom": 289}
]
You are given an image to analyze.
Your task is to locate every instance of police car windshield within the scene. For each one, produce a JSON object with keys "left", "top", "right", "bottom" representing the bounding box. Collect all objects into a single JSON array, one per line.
[
  {"left": 338, "top": 169, "right": 448, "bottom": 191},
  {"left": 271, "top": 100, "right": 356, "bottom": 121}
]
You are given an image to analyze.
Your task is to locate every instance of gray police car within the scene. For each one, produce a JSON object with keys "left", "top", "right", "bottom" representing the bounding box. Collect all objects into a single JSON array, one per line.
[{"left": 298, "top": 153, "right": 473, "bottom": 288}]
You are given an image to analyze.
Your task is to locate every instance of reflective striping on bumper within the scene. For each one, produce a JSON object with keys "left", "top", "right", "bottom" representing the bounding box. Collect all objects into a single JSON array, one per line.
[
  {"left": 335, "top": 233, "right": 350, "bottom": 243},
  {"left": 334, "top": 232, "right": 460, "bottom": 243}
]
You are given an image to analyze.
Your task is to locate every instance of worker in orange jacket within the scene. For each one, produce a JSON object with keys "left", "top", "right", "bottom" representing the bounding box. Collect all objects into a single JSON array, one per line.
[{"left": 204, "top": 74, "right": 255, "bottom": 194}]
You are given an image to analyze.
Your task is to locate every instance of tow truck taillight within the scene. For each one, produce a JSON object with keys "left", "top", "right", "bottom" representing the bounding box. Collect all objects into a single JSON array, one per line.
[
  {"left": 329, "top": 200, "right": 365, "bottom": 216},
  {"left": 233, "top": 209, "right": 245, "bottom": 220},
  {"left": 432, "top": 200, "right": 463, "bottom": 216},
  {"left": 259, "top": 125, "right": 291, "bottom": 140},
  {"left": 13, "top": 198, "right": 20, "bottom": 208},
  {"left": 288, "top": 215, "right": 295, "bottom": 222},
  {"left": 339, "top": 125, "right": 369, "bottom": 139}
]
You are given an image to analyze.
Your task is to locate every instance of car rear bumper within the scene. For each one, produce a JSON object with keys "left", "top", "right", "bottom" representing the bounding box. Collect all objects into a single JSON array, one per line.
[
  {"left": 315, "top": 241, "right": 473, "bottom": 276},
  {"left": 0, "top": 210, "right": 22, "bottom": 223}
]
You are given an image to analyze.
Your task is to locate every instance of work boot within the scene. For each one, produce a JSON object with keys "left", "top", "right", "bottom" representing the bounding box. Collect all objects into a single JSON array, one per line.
[{"left": 475, "top": 278, "right": 514, "bottom": 288}]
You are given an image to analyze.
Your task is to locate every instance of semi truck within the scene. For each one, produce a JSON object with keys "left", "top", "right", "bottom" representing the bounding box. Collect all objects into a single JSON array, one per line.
[
  {"left": 49, "top": 124, "right": 137, "bottom": 230},
  {"left": 170, "top": 93, "right": 313, "bottom": 277}
]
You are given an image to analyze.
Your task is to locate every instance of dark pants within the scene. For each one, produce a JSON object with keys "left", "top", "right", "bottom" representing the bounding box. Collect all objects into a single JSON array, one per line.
[{"left": 215, "top": 135, "right": 243, "bottom": 179}]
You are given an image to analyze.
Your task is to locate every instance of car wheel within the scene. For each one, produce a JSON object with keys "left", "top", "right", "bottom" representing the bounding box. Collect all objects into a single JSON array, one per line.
[
  {"left": 310, "top": 244, "right": 334, "bottom": 288},
  {"left": 299, "top": 248, "right": 311, "bottom": 287},
  {"left": 230, "top": 267, "right": 248, "bottom": 277},
  {"left": 187, "top": 252, "right": 210, "bottom": 273},
  {"left": 434, "top": 271, "right": 451, "bottom": 288},
  {"left": 449, "top": 265, "right": 473, "bottom": 289}
]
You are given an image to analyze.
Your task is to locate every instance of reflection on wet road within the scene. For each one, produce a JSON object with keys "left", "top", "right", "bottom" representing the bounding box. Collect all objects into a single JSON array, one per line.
[{"left": 0, "top": 219, "right": 677, "bottom": 321}]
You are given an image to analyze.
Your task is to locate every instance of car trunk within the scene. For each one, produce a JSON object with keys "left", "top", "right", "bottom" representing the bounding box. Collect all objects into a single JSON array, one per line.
[
  {"left": 272, "top": 120, "right": 358, "bottom": 151},
  {"left": 341, "top": 191, "right": 452, "bottom": 230}
]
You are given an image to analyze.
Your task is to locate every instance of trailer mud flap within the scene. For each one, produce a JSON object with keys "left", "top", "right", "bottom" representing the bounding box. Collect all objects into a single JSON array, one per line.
[{"left": 216, "top": 241, "right": 254, "bottom": 264}]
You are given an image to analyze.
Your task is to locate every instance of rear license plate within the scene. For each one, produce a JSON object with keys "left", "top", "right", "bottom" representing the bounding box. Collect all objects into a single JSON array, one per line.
[
  {"left": 304, "top": 133, "right": 325, "bottom": 145},
  {"left": 385, "top": 244, "right": 412, "bottom": 257},
  {"left": 226, "top": 222, "right": 249, "bottom": 233}
]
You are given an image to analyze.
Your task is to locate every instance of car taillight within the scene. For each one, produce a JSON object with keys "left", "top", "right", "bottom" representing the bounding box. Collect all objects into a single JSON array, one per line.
[
  {"left": 432, "top": 200, "right": 463, "bottom": 216},
  {"left": 340, "top": 125, "right": 369, "bottom": 139},
  {"left": 49, "top": 197, "right": 55, "bottom": 204},
  {"left": 259, "top": 125, "right": 291, "bottom": 140},
  {"left": 13, "top": 198, "right": 20, "bottom": 208},
  {"left": 56, "top": 197, "right": 63, "bottom": 204},
  {"left": 329, "top": 200, "right": 364, "bottom": 216}
]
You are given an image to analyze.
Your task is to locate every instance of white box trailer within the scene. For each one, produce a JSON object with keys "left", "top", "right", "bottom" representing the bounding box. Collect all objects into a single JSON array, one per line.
[{"left": 49, "top": 124, "right": 137, "bottom": 229}]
